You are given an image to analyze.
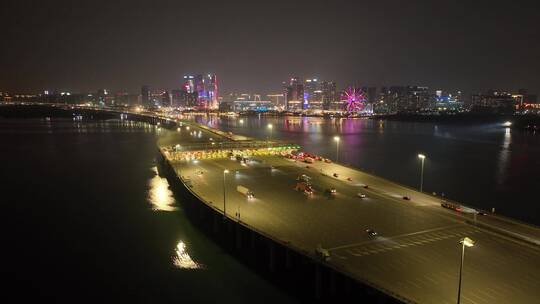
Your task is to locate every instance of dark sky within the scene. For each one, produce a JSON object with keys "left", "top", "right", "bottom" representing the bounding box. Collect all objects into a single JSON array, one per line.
[{"left": 1, "top": 0, "right": 539, "bottom": 95}]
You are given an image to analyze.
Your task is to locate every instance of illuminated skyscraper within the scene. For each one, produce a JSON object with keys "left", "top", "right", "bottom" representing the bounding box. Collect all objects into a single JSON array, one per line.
[
  {"left": 321, "top": 81, "right": 337, "bottom": 110},
  {"left": 304, "top": 78, "right": 324, "bottom": 110},
  {"left": 203, "top": 74, "right": 218, "bottom": 109},
  {"left": 182, "top": 74, "right": 218, "bottom": 110},
  {"left": 284, "top": 77, "right": 304, "bottom": 111},
  {"left": 182, "top": 75, "right": 196, "bottom": 93}
]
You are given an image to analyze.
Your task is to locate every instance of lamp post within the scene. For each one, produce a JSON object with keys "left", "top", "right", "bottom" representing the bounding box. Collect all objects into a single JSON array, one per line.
[
  {"left": 334, "top": 136, "right": 340, "bottom": 162},
  {"left": 457, "top": 237, "right": 475, "bottom": 304},
  {"left": 223, "top": 169, "right": 229, "bottom": 219},
  {"left": 418, "top": 154, "right": 426, "bottom": 192}
]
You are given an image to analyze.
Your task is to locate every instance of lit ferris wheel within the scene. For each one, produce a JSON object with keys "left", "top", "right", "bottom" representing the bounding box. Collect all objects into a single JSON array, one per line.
[{"left": 342, "top": 87, "right": 367, "bottom": 113}]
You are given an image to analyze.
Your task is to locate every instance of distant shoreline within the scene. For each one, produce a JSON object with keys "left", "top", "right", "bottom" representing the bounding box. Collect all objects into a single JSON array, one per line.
[{"left": 1, "top": 103, "right": 539, "bottom": 131}]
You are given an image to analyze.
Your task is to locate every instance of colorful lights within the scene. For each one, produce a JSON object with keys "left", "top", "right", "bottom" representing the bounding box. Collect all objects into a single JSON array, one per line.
[{"left": 342, "top": 87, "right": 367, "bottom": 113}]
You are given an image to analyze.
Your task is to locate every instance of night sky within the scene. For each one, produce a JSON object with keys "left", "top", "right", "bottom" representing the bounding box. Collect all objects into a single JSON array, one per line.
[{"left": 1, "top": 0, "right": 539, "bottom": 95}]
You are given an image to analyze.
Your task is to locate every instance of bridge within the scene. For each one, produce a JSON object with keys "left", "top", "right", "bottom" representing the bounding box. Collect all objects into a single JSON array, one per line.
[{"left": 158, "top": 120, "right": 540, "bottom": 304}]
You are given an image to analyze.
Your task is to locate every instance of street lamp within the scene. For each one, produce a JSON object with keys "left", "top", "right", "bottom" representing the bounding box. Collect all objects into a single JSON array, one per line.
[
  {"left": 418, "top": 154, "right": 426, "bottom": 192},
  {"left": 457, "top": 237, "right": 475, "bottom": 304},
  {"left": 334, "top": 136, "right": 340, "bottom": 162},
  {"left": 223, "top": 169, "right": 229, "bottom": 219}
]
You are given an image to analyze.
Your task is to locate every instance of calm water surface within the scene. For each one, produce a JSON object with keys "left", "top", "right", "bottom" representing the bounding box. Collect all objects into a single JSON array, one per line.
[
  {"left": 192, "top": 115, "right": 540, "bottom": 225},
  {"left": 2, "top": 119, "right": 297, "bottom": 303}
]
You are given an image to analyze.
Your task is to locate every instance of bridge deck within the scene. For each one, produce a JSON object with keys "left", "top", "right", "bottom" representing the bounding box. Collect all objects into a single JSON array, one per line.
[{"left": 161, "top": 125, "right": 540, "bottom": 304}]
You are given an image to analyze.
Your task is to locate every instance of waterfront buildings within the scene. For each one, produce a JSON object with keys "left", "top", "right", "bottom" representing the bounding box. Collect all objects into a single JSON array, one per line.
[
  {"left": 284, "top": 77, "right": 304, "bottom": 111},
  {"left": 2, "top": 77, "right": 538, "bottom": 116},
  {"left": 141, "top": 85, "right": 151, "bottom": 107},
  {"left": 284, "top": 77, "right": 340, "bottom": 111},
  {"left": 471, "top": 91, "right": 518, "bottom": 114},
  {"left": 181, "top": 74, "right": 218, "bottom": 110}
]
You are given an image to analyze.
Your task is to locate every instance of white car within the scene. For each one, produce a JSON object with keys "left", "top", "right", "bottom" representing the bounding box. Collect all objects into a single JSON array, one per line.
[{"left": 357, "top": 193, "right": 366, "bottom": 198}]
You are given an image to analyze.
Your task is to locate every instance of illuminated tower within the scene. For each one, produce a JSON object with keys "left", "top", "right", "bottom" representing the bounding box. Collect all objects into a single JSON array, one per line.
[
  {"left": 284, "top": 77, "right": 304, "bottom": 111},
  {"left": 183, "top": 74, "right": 218, "bottom": 110},
  {"left": 204, "top": 74, "right": 218, "bottom": 109},
  {"left": 304, "top": 78, "right": 324, "bottom": 110}
]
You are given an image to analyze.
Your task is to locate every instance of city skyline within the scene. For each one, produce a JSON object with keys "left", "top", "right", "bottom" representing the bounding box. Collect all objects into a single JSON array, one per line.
[{"left": 3, "top": 1, "right": 540, "bottom": 303}]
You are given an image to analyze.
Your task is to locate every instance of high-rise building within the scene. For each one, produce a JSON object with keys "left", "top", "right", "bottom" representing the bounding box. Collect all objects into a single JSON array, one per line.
[
  {"left": 203, "top": 74, "right": 218, "bottom": 109},
  {"left": 320, "top": 81, "right": 338, "bottom": 110},
  {"left": 97, "top": 89, "right": 108, "bottom": 105},
  {"left": 115, "top": 92, "right": 141, "bottom": 106},
  {"left": 172, "top": 89, "right": 197, "bottom": 108},
  {"left": 141, "top": 85, "right": 151, "bottom": 107},
  {"left": 182, "top": 76, "right": 196, "bottom": 93},
  {"left": 161, "top": 91, "right": 172, "bottom": 107},
  {"left": 304, "top": 78, "right": 325, "bottom": 110},
  {"left": 406, "top": 86, "right": 432, "bottom": 111},
  {"left": 284, "top": 77, "right": 304, "bottom": 111},
  {"left": 182, "top": 74, "right": 218, "bottom": 110},
  {"left": 471, "top": 90, "right": 516, "bottom": 114},
  {"left": 362, "top": 87, "right": 377, "bottom": 104}
]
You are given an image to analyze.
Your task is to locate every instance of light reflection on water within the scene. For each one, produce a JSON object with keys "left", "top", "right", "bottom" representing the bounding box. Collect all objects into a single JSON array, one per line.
[
  {"left": 148, "top": 166, "right": 177, "bottom": 211},
  {"left": 497, "top": 127, "right": 512, "bottom": 184},
  {"left": 173, "top": 241, "right": 203, "bottom": 269}
]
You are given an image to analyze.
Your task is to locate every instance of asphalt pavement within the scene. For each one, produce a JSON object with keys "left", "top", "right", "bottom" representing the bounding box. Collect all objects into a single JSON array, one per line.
[{"left": 161, "top": 127, "right": 540, "bottom": 304}]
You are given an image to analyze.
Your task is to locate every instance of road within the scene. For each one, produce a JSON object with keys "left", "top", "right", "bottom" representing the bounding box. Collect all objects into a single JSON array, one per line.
[{"left": 162, "top": 126, "right": 540, "bottom": 304}]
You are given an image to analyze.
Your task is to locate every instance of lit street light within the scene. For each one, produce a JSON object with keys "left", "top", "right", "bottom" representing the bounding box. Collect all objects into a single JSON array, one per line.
[
  {"left": 223, "top": 169, "right": 229, "bottom": 219},
  {"left": 457, "top": 237, "right": 475, "bottom": 304},
  {"left": 418, "top": 154, "right": 426, "bottom": 192},
  {"left": 334, "top": 136, "right": 340, "bottom": 162}
]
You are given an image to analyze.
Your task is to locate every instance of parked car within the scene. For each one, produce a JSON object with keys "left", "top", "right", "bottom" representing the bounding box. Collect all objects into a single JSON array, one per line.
[
  {"left": 357, "top": 193, "right": 366, "bottom": 198},
  {"left": 403, "top": 196, "right": 411, "bottom": 200},
  {"left": 333, "top": 173, "right": 339, "bottom": 178}
]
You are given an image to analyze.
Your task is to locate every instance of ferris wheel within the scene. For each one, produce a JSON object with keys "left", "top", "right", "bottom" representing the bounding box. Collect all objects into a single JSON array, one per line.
[{"left": 342, "top": 87, "right": 367, "bottom": 113}]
